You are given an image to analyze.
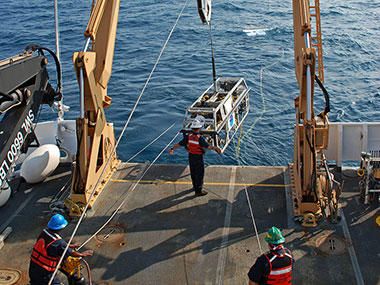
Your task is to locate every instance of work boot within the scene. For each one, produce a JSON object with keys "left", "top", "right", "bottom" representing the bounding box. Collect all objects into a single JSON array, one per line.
[{"left": 195, "top": 190, "right": 208, "bottom": 196}]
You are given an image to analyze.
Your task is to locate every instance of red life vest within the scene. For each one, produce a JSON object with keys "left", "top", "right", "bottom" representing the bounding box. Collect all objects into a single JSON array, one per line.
[
  {"left": 187, "top": 133, "right": 204, "bottom": 155},
  {"left": 30, "top": 229, "right": 62, "bottom": 272},
  {"left": 263, "top": 247, "right": 293, "bottom": 284}
]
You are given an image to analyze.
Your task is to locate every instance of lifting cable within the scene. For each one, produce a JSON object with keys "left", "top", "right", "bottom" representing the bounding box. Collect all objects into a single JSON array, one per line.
[
  {"left": 232, "top": 49, "right": 286, "bottom": 255},
  {"left": 48, "top": 1, "right": 189, "bottom": 283},
  {"left": 208, "top": 21, "right": 217, "bottom": 92}
]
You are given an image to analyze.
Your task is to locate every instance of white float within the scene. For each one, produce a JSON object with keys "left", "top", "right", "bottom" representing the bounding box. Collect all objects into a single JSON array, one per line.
[
  {"left": 0, "top": 181, "right": 11, "bottom": 207},
  {"left": 20, "top": 144, "right": 60, "bottom": 184}
]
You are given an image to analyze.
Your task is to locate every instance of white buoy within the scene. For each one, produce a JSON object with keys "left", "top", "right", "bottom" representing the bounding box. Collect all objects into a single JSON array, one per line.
[
  {"left": 20, "top": 144, "right": 60, "bottom": 184},
  {"left": 0, "top": 181, "right": 11, "bottom": 207}
]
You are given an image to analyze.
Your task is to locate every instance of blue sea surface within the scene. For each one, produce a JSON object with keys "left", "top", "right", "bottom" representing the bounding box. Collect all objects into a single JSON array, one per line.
[{"left": 1, "top": 0, "right": 379, "bottom": 166}]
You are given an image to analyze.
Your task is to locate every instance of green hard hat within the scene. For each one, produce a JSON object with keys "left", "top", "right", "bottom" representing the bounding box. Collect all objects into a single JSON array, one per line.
[{"left": 265, "top": 226, "right": 285, "bottom": 245}]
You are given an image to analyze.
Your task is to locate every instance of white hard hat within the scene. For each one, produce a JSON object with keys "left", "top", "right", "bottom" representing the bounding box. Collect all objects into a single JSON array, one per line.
[{"left": 191, "top": 115, "right": 205, "bottom": 128}]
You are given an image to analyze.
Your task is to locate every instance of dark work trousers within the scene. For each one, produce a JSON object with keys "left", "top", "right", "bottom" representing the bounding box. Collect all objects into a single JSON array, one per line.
[
  {"left": 29, "top": 261, "right": 61, "bottom": 285},
  {"left": 189, "top": 153, "right": 204, "bottom": 193}
]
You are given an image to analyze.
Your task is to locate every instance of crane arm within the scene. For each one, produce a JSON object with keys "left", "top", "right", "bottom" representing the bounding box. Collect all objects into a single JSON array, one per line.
[
  {"left": 70, "top": 0, "right": 120, "bottom": 214},
  {"left": 84, "top": 0, "right": 119, "bottom": 89},
  {"left": 0, "top": 48, "right": 62, "bottom": 189},
  {"left": 291, "top": 0, "right": 341, "bottom": 226}
]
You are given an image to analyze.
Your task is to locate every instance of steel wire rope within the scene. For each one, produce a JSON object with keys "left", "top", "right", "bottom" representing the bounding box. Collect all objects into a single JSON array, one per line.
[
  {"left": 48, "top": 1, "right": 189, "bottom": 283},
  {"left": 242, "top": 171, "right": 263, "bottom": 254},
  {"left": 48, "top": 175, "right": 72, "bottom": 206},
  {"left": 126, "top": 123, "right": 176, "bottom": 163},
  {"left": 230, "top": 50, "right": 286, "bottom": 256},
  {"left": 78, "top": 131, "right": 181, "bottom": 250},
  {"left": 232, "top": 135, "right": 263, "bottom": 255}
]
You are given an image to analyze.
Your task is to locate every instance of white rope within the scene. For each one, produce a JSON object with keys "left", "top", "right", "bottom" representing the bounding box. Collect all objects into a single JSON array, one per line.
[
  {"left": 126, "top": 123, "right": 175, "bottom": 163},
  {"left": 231, "top": 50, "right": 286, "bottom": 256},
  {"left": 234, "top": 137, "right": 263, "bottom": 254},
  {"left": 242, "top": 177, "right": 263, "bottom": 254},
  {"left": 48, "top": 1, "right": 189, "bottom": 283},
  {"left": 78, "top": 131, "right": 180, "bottom": 250}
]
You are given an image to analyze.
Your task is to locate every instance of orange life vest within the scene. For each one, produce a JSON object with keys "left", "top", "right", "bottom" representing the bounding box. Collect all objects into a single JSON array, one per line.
[
  {"left": 187, "top": 133, "right": 204, "bottom": 155},
  {"left": 30, "top": 229, "right": 62, "bottom": 272},
  {"left": 263, "top": 247, "right": 293, "bottom": 284}
]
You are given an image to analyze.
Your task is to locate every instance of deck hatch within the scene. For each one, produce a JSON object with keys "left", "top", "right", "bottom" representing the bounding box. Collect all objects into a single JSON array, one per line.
[
  {"left": 95, "top": 225, "right": 124, "bottom": 244},
  {"left": 316, "top": 235, "right": 346, "bottom": 255},
  {"left": 0, "top": 268, "right": 21, "bottom": 284}
]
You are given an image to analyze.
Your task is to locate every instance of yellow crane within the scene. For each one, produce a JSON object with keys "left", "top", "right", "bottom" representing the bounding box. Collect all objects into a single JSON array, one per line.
[
  {"left": 290, "top": 0, "right": 342, "bottom": 226},
  {"left": 70, "top": 0, "right": 121, "bottom": 215}
]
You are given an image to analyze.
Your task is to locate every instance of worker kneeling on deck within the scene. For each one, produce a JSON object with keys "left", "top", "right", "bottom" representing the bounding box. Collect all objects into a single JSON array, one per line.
[
  {"left": 248, "top": 227, "right": 294, "bottom": 285},
  {"left": 169, "top": 116, "right": 221, "bottom": 196},
  {"left": 29, "top": 214, "right": 93, "bottom": 285}
]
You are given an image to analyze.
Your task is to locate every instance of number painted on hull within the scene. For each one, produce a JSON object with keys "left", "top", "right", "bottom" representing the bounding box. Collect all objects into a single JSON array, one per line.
[{"left": 0, "top": 109, "right": 34, "bottom": 187}]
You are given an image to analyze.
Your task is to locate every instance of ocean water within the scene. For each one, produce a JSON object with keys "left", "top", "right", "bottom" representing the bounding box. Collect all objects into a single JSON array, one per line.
[{"left": 1, "top": 0, "right": 379, "bottom": 166}]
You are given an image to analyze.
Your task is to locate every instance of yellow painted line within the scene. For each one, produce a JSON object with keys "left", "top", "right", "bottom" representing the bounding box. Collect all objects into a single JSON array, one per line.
[
  {"left": 111, "top": 178, "right": 290, "bottom": 188},
  {"left": 376, "top": 216, "right": 380, "bottom": 227}
]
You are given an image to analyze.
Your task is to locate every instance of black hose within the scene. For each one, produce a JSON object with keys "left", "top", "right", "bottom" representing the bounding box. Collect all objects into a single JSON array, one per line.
[
  {"left": 315, "top": 75, "right": 330, "bottom": 116},
  {"left": 305, "top": 127, "right": 317, "bottom": 200},
  {"left": 24, "top": 44, "right": 62, "bottom": 97}
]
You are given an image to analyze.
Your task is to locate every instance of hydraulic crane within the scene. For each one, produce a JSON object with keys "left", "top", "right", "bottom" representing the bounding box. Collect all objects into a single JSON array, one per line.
[
  {"left": 291, "top": 0, "right": 342, "bottom": 226},
  {"left": 0, "top": 46, "right": 62, "bottom": 195},
  {"left": 70, "top": 0, "right": 121, "bottom": 215}
]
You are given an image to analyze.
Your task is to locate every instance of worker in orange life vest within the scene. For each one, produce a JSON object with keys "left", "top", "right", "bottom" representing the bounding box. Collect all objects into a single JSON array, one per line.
[
  {"left": 248, "top": 227, "right": 294, "bottom": 285},
  {"left": 29, "top": 214, "right": 93, "bottom": 285},
  {"left": 169, "top": 115, "right": 221, "bottom": 196}
]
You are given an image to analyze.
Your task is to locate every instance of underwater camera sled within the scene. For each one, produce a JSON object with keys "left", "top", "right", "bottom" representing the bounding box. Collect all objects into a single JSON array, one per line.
[{"left": 181, "top": 77, "right": 250, "bottom": 153}]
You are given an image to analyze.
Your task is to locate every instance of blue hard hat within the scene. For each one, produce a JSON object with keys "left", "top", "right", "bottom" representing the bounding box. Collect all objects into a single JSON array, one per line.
[{"left": 48, "top": 214, "right": 68, "bottom": 230}]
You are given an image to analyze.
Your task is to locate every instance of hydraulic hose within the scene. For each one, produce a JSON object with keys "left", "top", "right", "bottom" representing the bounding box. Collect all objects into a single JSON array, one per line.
[
  {"left": 82, "top": 258, "right": 92, "bottom": 285},
  {"left": 315, "top": 75, "right": 330, "bottom": 116},
  {"left": 24, "top": 44, "right": 62, "bottom": 98}
]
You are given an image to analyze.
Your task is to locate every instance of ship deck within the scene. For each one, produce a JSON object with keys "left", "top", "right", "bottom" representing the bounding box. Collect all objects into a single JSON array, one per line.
[{"left": 0, "top": 163, "right": 379, "bottom": 284}]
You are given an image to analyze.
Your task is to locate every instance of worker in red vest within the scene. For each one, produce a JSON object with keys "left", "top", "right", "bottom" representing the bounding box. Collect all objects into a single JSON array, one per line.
[
  {"left": 29, "top": 214, "right": 93, "bottom": 285},
  {"left": 169, "top": 115, "right": 221, "bottom": 196},
  {"left": 248, "top": 227, "right": 294, "bottom": 284}
]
